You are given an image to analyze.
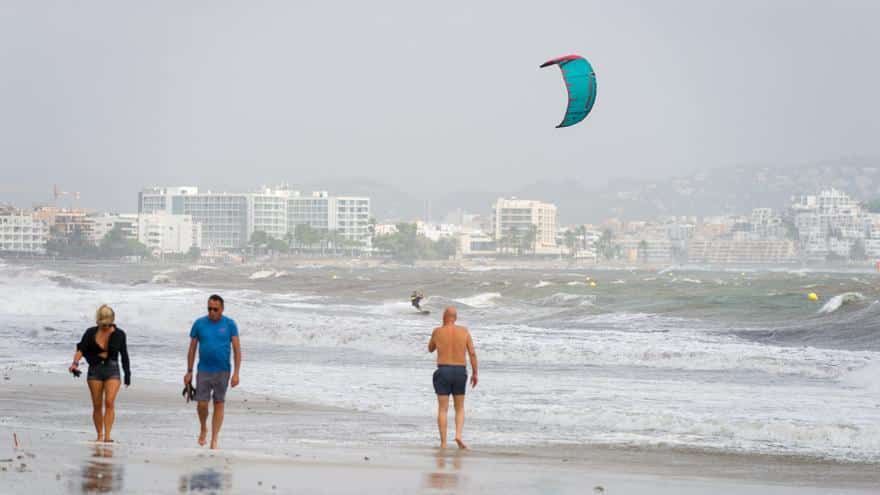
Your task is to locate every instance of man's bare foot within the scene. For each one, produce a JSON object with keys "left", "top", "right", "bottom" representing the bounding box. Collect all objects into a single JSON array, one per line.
[
  {"left": 439, "top": 442, "right": 447, "bottom": 449},
  {"left": 455, "top": 438, "right": 468, "bottom": 450},
  {"left": 198, "top": 429, "right": 207, "bottom": 446},
  {"left": 210, "top": 439, "right": 218, "bottom": 450}
]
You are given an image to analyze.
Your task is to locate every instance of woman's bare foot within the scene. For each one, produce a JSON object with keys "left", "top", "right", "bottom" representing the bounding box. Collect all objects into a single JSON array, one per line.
[
  {"left": 94, "top": 435, "right": 104, "bottom": 443},
  {"left": 210, "top": 439, "right": 218, "bottom": 450},
  {"left": 455, "top": 438, "right": 468, "bottom": 450},
  {"left": 198, "top": 429, "right": 207, "bottom": 446},
  {"left": 440, "top": 442, "right": 447, "bottom": 449},
  {"left": 103, "top": 438, "right": 114, "bottom": 443}
]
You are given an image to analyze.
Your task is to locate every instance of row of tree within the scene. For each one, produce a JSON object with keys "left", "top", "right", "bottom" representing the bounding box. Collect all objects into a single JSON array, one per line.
[
  {"left": 248, "top": 224, "right": 368, "bottom": 256},
  {"left": 248, "top": 222, "right": 457, "bottom": 262},
  {"left": 372, "top": 223, "right": 456, "bottom": 262},
  {"left": 46, "top": 225, "right": 153, "bottom": 259}
]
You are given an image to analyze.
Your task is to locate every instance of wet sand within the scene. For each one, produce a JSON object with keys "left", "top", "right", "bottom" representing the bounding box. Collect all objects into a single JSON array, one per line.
[{"left": 0, "top": 369, "right": 877, "bottom": 494}]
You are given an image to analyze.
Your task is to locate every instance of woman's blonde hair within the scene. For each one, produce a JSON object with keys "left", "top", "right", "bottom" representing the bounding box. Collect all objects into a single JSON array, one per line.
[{"left": 95, "top": 304, "right": 115, "bottom": 326}]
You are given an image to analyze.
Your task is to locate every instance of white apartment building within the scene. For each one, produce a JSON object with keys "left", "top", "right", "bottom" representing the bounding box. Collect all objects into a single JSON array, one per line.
[
  {"left": 790, "top": 189, "right": 866, "bottom": 260},
  {"left": 458, "top": 231, "right": 497, "bottom": 257},
  {"left": 416, "top": 221, "right": 461, "bottom": 242},
  {"left": 493, "top": 198, "right": 558, "bottom": 254},
  {"left": 688, "top": 239, "right": 797, "bottom": 264},
  {"left": 332, "top": 196, "right": 371, "bottom": 246},
  {"left": 140, "top": 187, "right": 372, "bottom": 250},
  {"left": 248, "top": 188, "right": 289, "bottom": 241},
  {"left": 0, "top": 209, "right": 47, "bottom": 254},
  {"left": 750, "top": 208, "right": 785, "bottom": 240},
  {"left": 140, "top": 187, "right": 250, "bottom": 250},
  {"left": 374, "top": 223, "right": 399, "bottom": 236},
  {"left": 137, "top": 212, "right": 201, "bottom": 255},
  {"left": 286, "top": 191, "right": 371, "bottom": 246},
  {"left": 90, "top": 214, "right": 139, "bottom": 243},
  {"left": 288, "top": 191, "right": 331, "bottom": 235}
]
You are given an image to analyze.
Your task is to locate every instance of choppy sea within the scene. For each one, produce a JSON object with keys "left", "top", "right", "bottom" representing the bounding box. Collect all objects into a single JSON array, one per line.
[{"left": 0, "top": 259, "right": 878, "bottom": 462}]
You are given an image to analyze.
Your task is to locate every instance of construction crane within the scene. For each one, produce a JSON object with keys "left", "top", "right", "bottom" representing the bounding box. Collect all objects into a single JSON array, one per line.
[{"left": 53, "top": 184, "right": 81, "bottom": 204}]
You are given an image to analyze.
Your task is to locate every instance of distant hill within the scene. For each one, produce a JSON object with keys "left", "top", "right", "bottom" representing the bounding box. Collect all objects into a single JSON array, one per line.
[{"left": 308, "top": 158, "right": 880, "bottom": 225}]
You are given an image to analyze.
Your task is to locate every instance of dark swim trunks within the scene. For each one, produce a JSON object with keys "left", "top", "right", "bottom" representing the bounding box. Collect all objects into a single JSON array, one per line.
[
  {"left": 433, "top": 365, "right": 467, "bottom": 396},
  {"left": 87, "top": 360, "right": 121, "bottom": 381}
]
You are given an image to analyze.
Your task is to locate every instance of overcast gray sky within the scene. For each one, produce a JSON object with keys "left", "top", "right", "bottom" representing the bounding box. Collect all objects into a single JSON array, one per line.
[{"left": 1, "top": 0, "right": 878, "bottom": 212}]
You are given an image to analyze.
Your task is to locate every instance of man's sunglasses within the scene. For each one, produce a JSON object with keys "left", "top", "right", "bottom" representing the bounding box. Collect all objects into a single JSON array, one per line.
[{"left": 207, "top": 307, "right": 222, "bottom": 312}]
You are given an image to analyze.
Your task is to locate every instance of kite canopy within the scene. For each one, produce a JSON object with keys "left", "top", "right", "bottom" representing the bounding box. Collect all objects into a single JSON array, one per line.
[{"left": 540, "top": 54, "right": 597, "bottom": 128}]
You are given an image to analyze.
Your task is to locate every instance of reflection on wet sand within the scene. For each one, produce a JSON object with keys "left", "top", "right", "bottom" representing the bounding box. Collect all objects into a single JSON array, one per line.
[
  {"left": 178, "top": 467, "right": 232, "bottom": 493},
  {"left": 80, "top": 444, "right": 124, "bottom": 493},
  {"left": 424, "top": 449, "right": 464, "bottom": 490}
]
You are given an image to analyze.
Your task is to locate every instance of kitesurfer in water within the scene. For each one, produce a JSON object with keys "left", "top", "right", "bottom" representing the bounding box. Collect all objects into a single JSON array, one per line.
[{"left": 411, "top": 291, "right": 425, "bottom": 310}]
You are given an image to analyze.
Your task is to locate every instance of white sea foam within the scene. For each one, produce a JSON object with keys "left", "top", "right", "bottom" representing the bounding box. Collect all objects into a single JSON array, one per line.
[
  {"left": 454, "top": 292, "right": 501, "bottom": 308},
  {"left": 534, "top": 280, "right": 553, "bottom": 288},
  {"left": 249, "top": 270, "right": 276, "bottom": 280},
  {"left": 818, "top": 292, "right": 865, "bottom": 314},
  {"left": 3, "top": 266, "right": 880, "bottom": 461},
  {"left": 841, "top": 360, "right": 880, "bottom": 394},
  {"left": 187, "top": 264, "right": 219, "bottom": 271}
]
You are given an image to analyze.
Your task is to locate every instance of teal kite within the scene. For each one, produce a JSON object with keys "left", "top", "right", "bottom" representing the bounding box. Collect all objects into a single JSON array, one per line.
[{"left": 540, "top": 54, "right": 597, "bottom": 128}]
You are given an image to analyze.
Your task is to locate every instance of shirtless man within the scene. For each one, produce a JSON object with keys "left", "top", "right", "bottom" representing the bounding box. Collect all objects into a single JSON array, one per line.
[{"left": 428, "top": 307, "right": 478, "bottom": 449}]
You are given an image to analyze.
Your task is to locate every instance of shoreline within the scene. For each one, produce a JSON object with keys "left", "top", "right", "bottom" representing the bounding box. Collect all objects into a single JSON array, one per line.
[
  {"left": 1, "top": 370, "right": 878, "bottom": 494},
  {"left": 4, "top": 254, "right": 880, "bottom": 275}
]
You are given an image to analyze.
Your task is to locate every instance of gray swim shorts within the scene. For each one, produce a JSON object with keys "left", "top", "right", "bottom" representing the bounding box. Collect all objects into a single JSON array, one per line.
[{"left": 195, "top": 371, "right": 231, "bottom": 403}]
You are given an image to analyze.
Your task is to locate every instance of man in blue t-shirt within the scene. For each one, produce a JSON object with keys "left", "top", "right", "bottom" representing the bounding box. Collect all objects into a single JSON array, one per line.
[{"left": 183, "top": 294, "right": 241, "bottom": 450}]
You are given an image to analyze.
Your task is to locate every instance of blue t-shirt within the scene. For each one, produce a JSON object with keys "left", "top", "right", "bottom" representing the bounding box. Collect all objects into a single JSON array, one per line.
[{"left": 190, "top": 315, "right": 239, "bottom": 373}]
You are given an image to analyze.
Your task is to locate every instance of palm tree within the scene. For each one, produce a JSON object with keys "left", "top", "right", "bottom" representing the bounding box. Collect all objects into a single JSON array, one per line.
[
  {"left": 638, "top": 240, "right": 649, "bottom": 263},
  {"left": 564, "top": 230, "right": 577, "bottom": 258},
  {"left": 598, "top": 228, "right": 615, "bottom": 260},
  {"left": 521, "top": 225, "right": 538, "bottom": 256},
  {"left": 576, "top": 225, "right": 587, "bottom": 253}
]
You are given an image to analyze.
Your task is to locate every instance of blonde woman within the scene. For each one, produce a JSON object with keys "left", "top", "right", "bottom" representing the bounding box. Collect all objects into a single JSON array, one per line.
[{"left": 69, "top": 305, "right": 131, "bottom": 443}]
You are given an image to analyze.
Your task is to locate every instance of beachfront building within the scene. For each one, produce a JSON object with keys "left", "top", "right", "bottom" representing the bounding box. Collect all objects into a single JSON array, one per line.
[
  {"left": 140, "top": 186, "right": 372, "bottom": 250},
  {"left": 458, "top": 231, "right": 497, "bottom": 257},
  {"left": 137, "top": 212, "right": 201, "bottom": 256},
  {"left": 0, "top": 207, "right": 47, "bottom": 254},
  {"left": 416, "top": 221, "right": 461, "bottom": 242},
  {"left": 333, "top": 196, "right": 371, "bottom": 247},
  {"left": 492, "top": 198, "right": 559, "bottom": 255},
  {"left": 687, "top": 239, "right": 797, "bottom": 264},
  {"left": 373, "top": 223, "right": 398, "bottom": 236},
  {"left": 749, "top": 208, "right": 786, "bottom": 240},
  {"left": 287, "top": 191, "right": 331, "bottom": 232},
  {"left": 139, "top": 187, "right": 248, "bottom": 250},
  {"left": 287, "top": 191, "right": 372, "bottom": 247},
  {"left": 863, "top": 213, "right": 880, "bottom": 259},
  {"left": 33, "top": 206, "right": 94, "bottom": 242},
  {"left": 90, "top": 213, "right": 139, "bottom": 244},
  {"left": 249, "top": 187, "right": 289, "bottom": 241},
  {"left": 616, "top": 238, "right": 673, "bottom": 264},
  {"left": 790, "top": 188, "right": 866, "bottom": 261}
]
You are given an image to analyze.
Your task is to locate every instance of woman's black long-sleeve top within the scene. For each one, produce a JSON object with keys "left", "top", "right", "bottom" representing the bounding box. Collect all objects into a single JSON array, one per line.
[{"left": 76, "top": 326, "right": 131, "bottom": 385}]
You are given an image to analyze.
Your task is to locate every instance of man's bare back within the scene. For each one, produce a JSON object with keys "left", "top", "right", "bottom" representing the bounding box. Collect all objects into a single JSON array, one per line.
[
  {"left": 429, "top": 323, "right": 474, "bottom": 366},
  {"left": 428, "top": 307, "right": 478, "bottom": 449}
]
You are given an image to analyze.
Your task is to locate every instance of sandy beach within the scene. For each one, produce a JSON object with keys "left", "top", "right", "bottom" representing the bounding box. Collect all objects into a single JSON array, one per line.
[{"left": 0, "top": 369, "right": 877, "bottom": 494}]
